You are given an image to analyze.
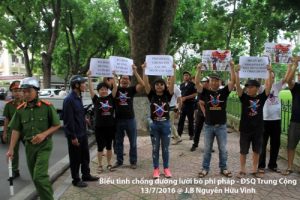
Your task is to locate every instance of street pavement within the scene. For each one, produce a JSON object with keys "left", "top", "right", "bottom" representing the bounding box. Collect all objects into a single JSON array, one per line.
[{"left": 54, "top": 130, "right": 300, "bottom": 200}]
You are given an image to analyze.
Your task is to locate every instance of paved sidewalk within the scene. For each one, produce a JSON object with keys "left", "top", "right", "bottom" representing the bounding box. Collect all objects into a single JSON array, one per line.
[{"left": 57, "top": 131, "right": 300, "bottom": 200}]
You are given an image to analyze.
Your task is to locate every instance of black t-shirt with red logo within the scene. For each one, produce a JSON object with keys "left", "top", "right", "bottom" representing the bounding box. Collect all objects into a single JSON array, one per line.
[
  {"left": 147, "top": 90, "right": 172, "bottom": 121},
  {"left": 114, "top": 86, "right": 137, "bottom": 119},
  {"left": 201, "top": 85, "right": 230, "bottom": 125},
  {"left": 92, "top": 94, "right": 114, "bottom": 127},
  {"left": 239, "top": 91, "right": 268, "bottom": 133}
]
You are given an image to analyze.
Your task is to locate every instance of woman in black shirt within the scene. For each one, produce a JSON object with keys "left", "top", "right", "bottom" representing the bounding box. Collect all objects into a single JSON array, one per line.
[
  {"left": 142, "top": 63, "right": 175, "bottom": 179},
  {"left": 87, "top": 70, "right": 118, "bottom": 173}
]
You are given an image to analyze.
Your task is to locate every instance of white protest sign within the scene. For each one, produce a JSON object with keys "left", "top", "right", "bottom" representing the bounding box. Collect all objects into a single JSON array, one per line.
[
  {"left": 89, "top": 58, "right": 112, "bottom": 77},
  {"left": 145, "top": 55, "right": 174, "bottom": 76},
  {"left": 264, "top": 43, "right": 292, "bottom": 64},
  {"left": 239, "top": 56, "right": 269, "bottom": 79},
  {"left": 201, "top": 50, "right": 231, "bottom": 71},
  {"left": 109, "top": 56, "right": 133, "bottom": 76}
]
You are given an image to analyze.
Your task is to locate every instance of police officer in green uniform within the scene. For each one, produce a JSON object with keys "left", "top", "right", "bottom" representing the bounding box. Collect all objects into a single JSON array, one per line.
[
  {"left": 6, "top": 77, "right": 61, "bottom": 200},
  {"left": 3, "top": 80, "right": 24, "bottom": 179}
]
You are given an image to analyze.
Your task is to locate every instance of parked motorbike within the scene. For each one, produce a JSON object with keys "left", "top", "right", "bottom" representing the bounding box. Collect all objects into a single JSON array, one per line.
[{"left": 84, "top": 104, "right": 94, "bottom": 135}]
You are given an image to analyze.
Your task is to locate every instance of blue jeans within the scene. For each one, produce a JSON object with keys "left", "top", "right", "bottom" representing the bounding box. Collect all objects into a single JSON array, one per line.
[
  {"left": 202, "top": 123, "right": 228, "bottom": 171},
  {"left": 150, "top": 120, "right": 171, "bottom": 169},
  {"left": 115, "top": 118, "right": 137, "bottom": 165}
]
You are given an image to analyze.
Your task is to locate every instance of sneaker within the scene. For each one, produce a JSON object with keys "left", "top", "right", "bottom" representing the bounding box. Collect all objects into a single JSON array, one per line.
[
  {"left": 164, "top": 168, "right": 172, "bottom": 178},
  {"left": 153, "top": 168, "right": 160, "bottom": 179},
  {"left": 73, "top": 181, "right": 88, "bottom": 188},
  {"left": 190, "top": 146, "right": 197, "bottom": 152},
  {"left": 82, "top": 175, "right": 99, "bottom": 182}
]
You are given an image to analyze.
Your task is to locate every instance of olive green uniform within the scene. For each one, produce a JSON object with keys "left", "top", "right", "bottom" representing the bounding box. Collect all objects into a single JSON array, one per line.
[
  {"left": 3, "top": 100, "right": 23, "bottom": 174},
  {"left": 9, "top": 99, "right": 60, "bottom": 200}
]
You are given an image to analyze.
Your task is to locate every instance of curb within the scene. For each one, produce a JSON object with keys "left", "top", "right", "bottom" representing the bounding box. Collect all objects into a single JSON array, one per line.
[{"left": 9, "top": 135, "right": 96, "bottom": 200}]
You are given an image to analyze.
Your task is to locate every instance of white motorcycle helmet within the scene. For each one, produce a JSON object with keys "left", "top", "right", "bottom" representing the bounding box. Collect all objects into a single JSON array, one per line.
[{"left": 20, "top": 77, "right": 40, "bottom": 90}]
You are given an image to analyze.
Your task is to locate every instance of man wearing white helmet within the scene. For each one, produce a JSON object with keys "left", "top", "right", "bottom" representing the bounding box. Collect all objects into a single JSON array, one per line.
[{"left": 6, "top": 77, "right": 61, "bottom": 200}]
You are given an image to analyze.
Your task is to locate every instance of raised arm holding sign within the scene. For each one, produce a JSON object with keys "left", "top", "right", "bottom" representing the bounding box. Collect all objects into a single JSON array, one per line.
[
  {"left": 89, "top": 58, "right": 112, "bottom": 77},
  {"left": 109, "top": 56, "right": 133, "bottom": 76},
  {"left": 145, "top": 55, "right": 174, "bottom": 76},
  {"left": 202, "top": 50, "right": 231, "bottom": 71},
  {"left": 239, "top": 56, "right": 269, "bottom": 79},
  {"left": 264, "top": 43, "right": 292, "bottom": 64}
]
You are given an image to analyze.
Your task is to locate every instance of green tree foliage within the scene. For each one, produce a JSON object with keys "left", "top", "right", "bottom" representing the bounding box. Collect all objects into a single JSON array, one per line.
[
  {"left": 0, "top": 0, "right": 43, "bottom": 76},
  {"left": 53, "top": 0, "right": 129, "bottom": 83}
]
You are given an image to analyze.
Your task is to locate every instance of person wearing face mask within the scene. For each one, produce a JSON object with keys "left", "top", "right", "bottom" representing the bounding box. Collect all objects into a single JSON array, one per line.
[{"left": 6, "top": 77, "right": 61, "bottom": 200}]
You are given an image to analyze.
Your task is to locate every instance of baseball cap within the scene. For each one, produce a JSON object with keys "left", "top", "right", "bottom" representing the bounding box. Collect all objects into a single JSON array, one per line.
[
  {"left": 209, "top": 73, "right": 221, "bottom": 80},
  {"left": 201, "top": 76, "right": 209, "bottom": 82},
  {"left": 183, "top": 71, "right": 191, "bottom": 76}
]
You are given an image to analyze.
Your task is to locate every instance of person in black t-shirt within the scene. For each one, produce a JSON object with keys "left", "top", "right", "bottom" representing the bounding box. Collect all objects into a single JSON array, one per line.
[
  {"left": 142, "top": 63, "right": 175, "bottom": 179},
  {"left": 177, "top": 71, "right": 197, "bottom": 140},
  {"left": 282, "top": 57, "right": 300, "bottom": 175},
  {"left": 113, "top": 64, "right": 145, "bottom": 169},
  {"left": 235, "top": 65, "right": 272, "bottom": 178},
  {"left": 87, "top": 70, "right": 118, "bottom": 173},
  {"left": 195, "top": 61, "right": 235, "bottom": 178}
]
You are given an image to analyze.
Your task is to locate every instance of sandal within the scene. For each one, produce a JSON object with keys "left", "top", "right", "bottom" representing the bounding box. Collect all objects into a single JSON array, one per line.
[
  {"left": 198, "top": 169, "right": 208, "bottom": 178},
  {"left": 98, "top": 166, "right": 103, "bottom": 173},
  {"left": 237, "top": 171, "right": 246, "bottom": 179},
  {"left": 107, "top": 165, "right": 116, "bottom": 172},
  {"left": 250, "top": 171, "right": 264, "bottom": 178},
  {"left": 258, "top": 168, "right": 265, "bottom": 174},
  {"left": 282, "top": 169, "right": 293, "bottom": 176},
  {"left": 220, "top": 169, "right": 232, "bottom": 177}
]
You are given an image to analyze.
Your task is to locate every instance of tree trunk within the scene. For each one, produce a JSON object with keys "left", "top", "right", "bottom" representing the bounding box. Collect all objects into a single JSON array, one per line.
[
  {"left": 41, "top": 53, "right": 52, "bottom": 88},
  {"left": 119, "top": 0, "right": 178, "bottom": 83},
  {"left": 226, "top": 0, "right": 237, "bottom": 50},
  {"left": 22, "top": 50, "right": 33, "bottom": 77},
  {"left": 119, "top": 0, "right": 178, "bottom": 130},
  {"left": 129, "top": 0, "right": 178, "bottom": 66},
  {"left": 41, "top": 0, "right": 61, "bottom": 88}
]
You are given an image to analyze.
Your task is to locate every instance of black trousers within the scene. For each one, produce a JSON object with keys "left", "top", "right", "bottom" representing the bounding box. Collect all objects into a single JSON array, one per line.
[
  {"left": 177, "top": 103, "right": 194, "bottom": 137},
  {"left": 67, "top": 135, "right": 91, "bottom": 183},
  {"left": 258, "top": 120, "right": 281, "bottom": 169},
  {"left": 192, "top": 109, "right": 205, "bottom": 147}
]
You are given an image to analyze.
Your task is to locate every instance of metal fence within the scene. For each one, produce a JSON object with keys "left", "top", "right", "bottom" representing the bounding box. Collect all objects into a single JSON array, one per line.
[{"left": 226, "top": 97, "right": 292, "bottom": 135}]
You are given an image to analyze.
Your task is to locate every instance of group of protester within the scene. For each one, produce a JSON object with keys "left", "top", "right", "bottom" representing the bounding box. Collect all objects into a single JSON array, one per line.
[{"left": 3, "top": 56, "right": 300, "bottom": 199}]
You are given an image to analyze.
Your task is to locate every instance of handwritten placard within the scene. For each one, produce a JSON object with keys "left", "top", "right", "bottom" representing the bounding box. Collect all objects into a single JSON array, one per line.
[
  {"left": 145, "top": 55, "right": 174, "bottom": 76},
  {"left": 201, "top": 50, "right": 231, "bottom": 71},
  {"left": 239, "top": 56, "right": 269, "bottom": 79},
  {"left": 264, "top": 43, "right": 292, "bottom": 64},
  {"left": 89, "top": 58, "right": 112, "bottom": 77},
  {"left": 109, "top": 56, "right": 133, "bottom": 76}
]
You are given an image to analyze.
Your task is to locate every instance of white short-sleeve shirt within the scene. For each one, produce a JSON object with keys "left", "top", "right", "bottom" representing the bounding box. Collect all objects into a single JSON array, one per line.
[
  {"left": 170, "top": 85, "right": 181, "bottom": 107},
  {"left": 263, "top": 81, "right": 284, "bottom": 120}
]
